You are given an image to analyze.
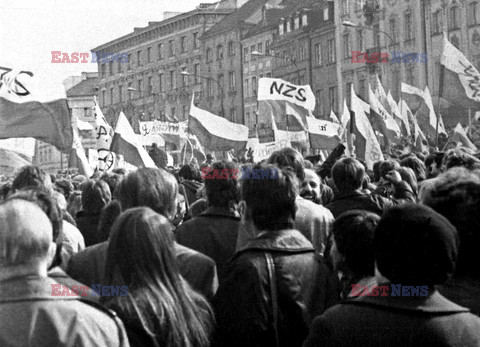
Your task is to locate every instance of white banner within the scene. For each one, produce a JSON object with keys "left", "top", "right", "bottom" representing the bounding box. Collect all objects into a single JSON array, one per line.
[
  {"left": 139, "top": 120, "right": 188, "bottom": 137},
  {"left": 257, "top": 78, "right": 316, "bottom": 111},
  {"left": 246, "top": 137, "right": 291, "bottom": 162}
]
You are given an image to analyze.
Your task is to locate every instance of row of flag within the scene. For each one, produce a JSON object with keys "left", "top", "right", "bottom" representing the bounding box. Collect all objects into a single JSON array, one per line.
[{"left": 1, "top": 32, "right": 479, "bottom": 172}]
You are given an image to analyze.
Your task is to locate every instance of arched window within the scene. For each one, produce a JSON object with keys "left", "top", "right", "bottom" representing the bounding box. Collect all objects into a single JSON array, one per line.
[
  {"left": 449, "top": 6, "right": 460, "bottom": 30},
  {"left": 228, "top": 41, "right": 235, "bottom": 56},
  {"left": 206, "top": 48, "right": 212, "bottom": 62},
  {"left": 217, "top": 45, "right": 224, "bottom": 60}
]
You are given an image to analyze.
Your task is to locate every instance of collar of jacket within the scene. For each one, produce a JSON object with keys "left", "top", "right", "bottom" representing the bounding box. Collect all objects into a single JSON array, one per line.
[
  {"left": 198, "top": 206, "right": 241, "bottom": 220},
  {"left": 0, "top": 275, "right": 79, "bottom": 303},
  {"left": 342, "top": 288, "right": 470, "bottom": 314},
  {"left": 236, "top": 229, "right": 314, "bottom": 255},
  {"left": 331, "top": 190, "right": 366, "bottom": 202}
]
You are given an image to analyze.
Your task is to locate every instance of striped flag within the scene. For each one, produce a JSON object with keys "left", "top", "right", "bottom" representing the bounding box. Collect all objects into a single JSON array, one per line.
[
  {"left": 450, "top": 123, "right": 478, "bottom": 151},
  {"left": 412, "top": 113, "right": 429, "bottom": 153},
  {"left": 329, "top": 109, "right": 340, "bottom": 124},
  {"left": 440, "top": 32, "right": 480, "bottom": 110},
  {"left": 110, "top": 112, "right": 156, "bottom": 168},
  {"left": 68, "top": 116, "right": 94, "bottom": 177},
  {"left": 0, "top": 67, "right": 73, "bottom": 151},
  {"left": 351, "top": 85, "right": 384, "bottom": 169},
  {"left": 398, "top": 99, "right": 412, "bottom": 137},
  {"left": 369, "top": 84, "right": 401, "bottom": 139},
  {"left": 306, "top": 116, "right": 341, "bottom": 149},
  {"left": 188, "top": 97, "right": 248, "bottom": 151},
  {"left": 93, "top": 99, "right": 115, "bottom": 171}
]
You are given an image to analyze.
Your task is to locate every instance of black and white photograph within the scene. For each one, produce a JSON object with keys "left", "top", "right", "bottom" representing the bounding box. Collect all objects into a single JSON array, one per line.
[{"left": 1, "top": 0, "right": 480, "bottom": 346}]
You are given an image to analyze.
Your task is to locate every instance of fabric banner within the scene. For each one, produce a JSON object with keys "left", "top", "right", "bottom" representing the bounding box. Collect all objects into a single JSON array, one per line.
[
  {"left": 0, "top": 138, "right": 35, "bottom": 160},
  {"left": 412, "top": 114, "right": 429, "bottom": 153},
  {"left": 351, "top": 85, "right": 384, "bottom": 169},
  {"left": 110, "top": 112, "right": 156, "bottom": 168},
  {"left": 440, "top": 32, "right": 480, "bottom": 110},
  {"left": 257, "top": 77, "right": 316, "bottom": 111},
  {"left": 0, "top": 68, "right": 73, "bottom": 151},
  {"left": 93, "top": 101, "right": 115, "bottom": 171},
  {"left": 245, "top": 137, "right": 291, "bottom": 162},
  {"left": 188, "top": 97, "right": 248, "bottom": 151},
  {"left": 398, "top": 99, "right": 412, "bottom": 137},
  {"left": 306, "top": 117, "right": 341, "bottom": 149},
  {"left": 329, "top": 109, "right": 340, "bottom": 124},
  {"left": 450, "top": 123, "right": 478, "bottom": 151},
  {"left": 373, "top": 74, "right": 389, "bottom": 110},
  {"left": 139, "top": 120, "right": 188, "bottom": 137},
  {"left": 401, "top": 82, "right": 425, "bottom": 113},
  {"left": 68, "top": 117, "right": 94, "bottom": 177},
  {"left": 369, "top": 85, "right": 401, "bottom": 139}
]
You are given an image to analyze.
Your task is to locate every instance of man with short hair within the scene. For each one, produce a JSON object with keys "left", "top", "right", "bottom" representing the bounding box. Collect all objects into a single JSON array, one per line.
[
  {"left": 176, "top": 160, "right": 241, "bottom": 284},
  {"left": 301, "top": 168, "right": 334, "bottom": 206},
  {"left": 0, "top": 199, "right": 129, "bottom": 346}
]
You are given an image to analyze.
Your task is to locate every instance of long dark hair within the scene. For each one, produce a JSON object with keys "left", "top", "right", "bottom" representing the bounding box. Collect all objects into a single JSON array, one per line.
[{"left": 103, "top": 207, "right": 214, "bottom": 347}]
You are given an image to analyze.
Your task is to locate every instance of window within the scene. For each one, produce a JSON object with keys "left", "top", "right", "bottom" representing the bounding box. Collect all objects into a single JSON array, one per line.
[
  {"left": 128, "top": 82, "right": 132, "bottom": 100},
  {"left": 299, "top": 44, "right": 306, "bottom": 61},
  {"left": 229, "top": 71, "right": 236, "bottom": 91},
  {"left": 469, "top": 2, "right": 478, "bottom": 25},
  {"left": 230, "top": 108, "right": 237, "bottom": 122},
  {"left": 158, "top": 109, "right": 166, "bottom": 121},
  {"left": 158, "top": 43, "right": 163, "bottom": 60},
  {"left": 244, "top": 47, "right": 249, "bottom": 62},
  {"left": 286, "top": 20, "right": 291, "bottom": 33},
  {"left": 110, "top": 88, "right": 114, "bottom": 104},
  {"left": 265, "top": 40, "right": 270, "bottom": 55},
  {"left": 102, "top": 90, "right": 106, "bottom": 105},
  {"left": 127, "top": 54, "right": 132, "bottom": 69},
  {"left": 137, "top": 50, "right": 142, "bottom": 66},
  {"left": 194, "top": 64, "right": 200, "bottom": 84},
  {"left": 207, "top": 79, "right": 214, "bottom": 98},
  {"left": 218, "top": 74, "right": 224, "bottom": 96},
  {"left": 405, "top": 12, "right": 413, "bottom": 41},
  {"left": 327, "top": 39, "right": 336, "bottom": 63},
  {"left": 181, "top": 68, "right": 188, "bottom": 87},
  {"left": 244, "top": 78, "right": 250, "bottom": 98},
  {"left": 170, "top": 71, "right": 175, "bottom": 89},
  {"left": 257, "top": 42, "right": 263, "bottom": 54},
  {"left": 294, "top": 16, "right": 300, "bottom": 30},
  {"left": 315, "top": 90, "right": 323, "bottom": 117},
  {"left": 119, "top": 85, "right": 123, "bottom": 103},
  {"left": 342, "top": 0, "right": 349, "bottom": 15},
  {"left": 279, "top": 22, "right": 284, "bottom": 36},
  {"left": 392, "top": 70, "right": 400, "bottom": 100},
  {"left": 252, "top": 76, "right": 257, "bottom": 96},
  {"left": 169, "top": 40, "right": 175, "bottom": 56},
  {"left": 206, "top": 48, "right": 213, "bottom": 62},
  {"left": 374, "top": 24, "right": 381, "bottom": 47},
  {"left": 147, "top": 47, "right": 152, "bottom": 62},
  {"left": 345, "top": 82, "right": 352, "bottom": 108},
  {"left": 118, "top": 61, "right": 122, "bottom": 74},
  {"left": 343, "top": 33, "right": 351, "bottom": 59},
  {"left": 357, "top": 29, "right": 363, "bottom": 51},
  {"left": 228, "top": 41, "right": 235, "bottom": 56},
  {"left": 138, "top": 79, "right": 143, "bottom": 94},
  {"left": 329, "top": 86, "right": 337, "bottom": 113},
  {"left": 323, "top": 8, "right": 329, "bottom": 21},
  {"left": 159, "top": 74, "right": 164, "bottom": 92},
  {"left": 250, "top": 45, "right": 255, "bottom": 56},
  {"left": 314, "top": 43, "right": 322, "bottom": 66},
  {"left": 171, "top": 107, "right": 176, "bottom": 119},
  {"left": 193, "top": 33, "right": 199, "bottom": 49},
  {"left": 302, "top": 14, "right": 308, "bottom": 26},
  {"left": 83, "top": 107, "right": 88, "bottom": 118},
  {"left": 449, "top": 7, "right": 460, "bottom": 30},
  {"left": 359, "top": 79, "right": 366, "bottom": 100},
  {"left": 432, "top": 11, "right": 443, "bottom": 34},
  {"left": 389, "top": 17, "right": 397, "bottom": 44},
  {"left": 148, "top": 76, "right": 153, "bottom": 93},
  {"left": 217, "top": 45, "right": 224, "bottom": 60},
  {"left": 181, "top": 36, "right": 187, "bottom": 53},
  {"left": 406, "top": 65, "right": 415, "bottom": 85}
]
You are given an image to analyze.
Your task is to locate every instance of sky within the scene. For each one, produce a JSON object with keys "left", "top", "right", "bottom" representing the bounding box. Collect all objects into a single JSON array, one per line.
[{"left": 0, "top": 0, "right": 204, "bottom": 99}]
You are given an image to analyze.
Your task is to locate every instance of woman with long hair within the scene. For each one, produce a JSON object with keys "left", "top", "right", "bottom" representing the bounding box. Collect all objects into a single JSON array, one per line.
[{"left": 102, "top": 207, "right": 214, "bottom": 347}]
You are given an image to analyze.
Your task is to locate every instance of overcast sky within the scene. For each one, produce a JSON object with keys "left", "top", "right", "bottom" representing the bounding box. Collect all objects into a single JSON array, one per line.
[{"left": 0, "top": 0, "right": 204, "bottom": 98}]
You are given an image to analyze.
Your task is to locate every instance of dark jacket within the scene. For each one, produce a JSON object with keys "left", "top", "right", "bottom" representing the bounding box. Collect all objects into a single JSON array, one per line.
[
  {"left": 304, "top": 289, "right": 480, "bottom": 347},
  {"left": 67, "top": 241, "right": 218, "bottom": 300},
  {"left": 176, "top": 206, "right": 241, "bottom": 284},
  {"left": 213, "top": 229, "right": 339, "bottom": 347},
  {"left": 326, "top": 181, "right": 415, "bottom": 218},
  {"left": 75, "top": 210, "right": 101, "bottom": 247},
  {"left": 0, "top": 276, "right": 129, "bottom": 346}
]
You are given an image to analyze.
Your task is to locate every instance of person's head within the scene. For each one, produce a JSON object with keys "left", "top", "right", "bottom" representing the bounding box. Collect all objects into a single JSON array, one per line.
[
  {"left": 330, "top": 210, "right": 380, "bottom": 279},
  {"left": 204, "top": 161, "right": 241, "bottom": 208},
  {"left": 206, "top": 153, "right": 213, "bottom": 162},
  {"left": 375, "top": 204, "right": 458, "bottom": 286},
  {"left": 242, "top": 163, "right": 298, "bottom": 231},
  {"left": 300, "top": 169, "right": 321, "bottom": 204},
  {"left": 379, "top": 160, "right": 400, "bottom": 184},
  {"left": 178, "top": 164, "right": 200, "bottom": 181},
  {"left": 0, "top": 199, "right": 55, "bottom": 279},
  {"left": 100, "top": 172, "right": 123, "bottom": 197},
  {"left": 67, "top": 190, "right": 82, "bottom": 218},
  {"left": 422, "top": 168, "right": 480, "bottom": 278},
  {"left": 425, "top": 152, "right": 445, "bottom": 178},
  {"left": 117, "top": 168, "right": 178, "bottom": 220},
  {"left": 396, "top": 166, "right": 418, "bottom": 196},
  {"left": 332, "top": 158, "right": 365, "bottom": 194},
  {"left": 267, "top": 147, "right": 305, "bottom": 182},
  {"left": 54, "top": 178, "right": 74, "bottom": 200},
  {"left": 400, "top": 156, "right": 427, "bottom": 182},
  {"left": 104, "top": 207, "right": 213, "bottom": 346},
  {"left": 443, "top": 148, "right": 480, "bottom": 171},
  {"left": 80, "top": 179, "right": 111, "bottom": 215},
  {"left": 11, "top": 165, "right": 52, "bottom": 194}
]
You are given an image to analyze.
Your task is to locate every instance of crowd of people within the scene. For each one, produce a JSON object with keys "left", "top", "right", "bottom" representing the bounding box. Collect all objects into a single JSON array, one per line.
[{"left": 1, "top": 143, "right": 480, "bottom": 346}]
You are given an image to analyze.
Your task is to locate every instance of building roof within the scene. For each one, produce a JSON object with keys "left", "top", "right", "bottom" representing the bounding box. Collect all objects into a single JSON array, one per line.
[
  {"left": 66, "top": 77, "right": 98, "bottom": 98},
  {"left": 202, "top": 0, "right": 271, "bottom": 39}
]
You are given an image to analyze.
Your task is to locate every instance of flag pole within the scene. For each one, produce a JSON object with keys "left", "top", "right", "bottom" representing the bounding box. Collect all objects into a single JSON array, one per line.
[{"left": 468, "top": 108, "right": 472, "bottom": 138}]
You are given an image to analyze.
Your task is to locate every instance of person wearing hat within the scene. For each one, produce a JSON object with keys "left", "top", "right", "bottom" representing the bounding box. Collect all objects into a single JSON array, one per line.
[{"left": 304, "top": 204, "right": 480, "bottom": 347}]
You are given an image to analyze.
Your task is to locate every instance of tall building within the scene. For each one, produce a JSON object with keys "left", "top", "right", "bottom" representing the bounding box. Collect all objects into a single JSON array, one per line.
[{"left": 91, "top": 1, "right": 237, "bottom": 146}]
